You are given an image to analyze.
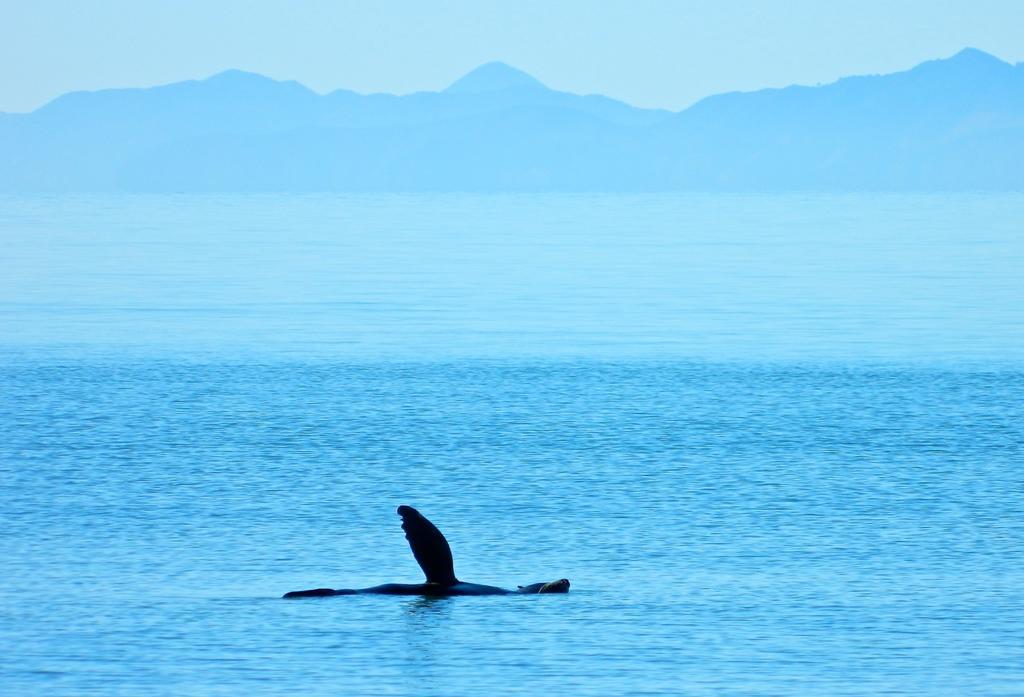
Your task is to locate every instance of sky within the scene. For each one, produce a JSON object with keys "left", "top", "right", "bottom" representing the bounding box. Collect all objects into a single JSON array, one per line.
[{"left": 2, "top": 0, "right": 1022, "bottom": 113}]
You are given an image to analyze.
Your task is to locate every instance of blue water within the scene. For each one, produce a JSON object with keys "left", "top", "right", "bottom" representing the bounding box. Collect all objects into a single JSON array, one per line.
[{"left": 2, "top": 195, "right": 1023, "bottom": 695}]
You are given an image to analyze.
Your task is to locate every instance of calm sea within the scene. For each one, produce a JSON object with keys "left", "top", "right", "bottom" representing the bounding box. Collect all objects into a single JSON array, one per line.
[{"left": 1, "top": 194, "right": 1022, "bottom": 695}]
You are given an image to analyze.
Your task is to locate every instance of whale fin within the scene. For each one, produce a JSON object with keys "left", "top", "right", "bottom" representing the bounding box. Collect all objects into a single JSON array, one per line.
[{"left": 397, "top": 505, "right": 458, "bottom": 586}]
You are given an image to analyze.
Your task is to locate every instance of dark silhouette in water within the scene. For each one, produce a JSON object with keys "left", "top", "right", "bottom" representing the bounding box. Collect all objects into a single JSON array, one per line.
[{"left": 283, "top": 505, "right": 570, "bottom": 598}]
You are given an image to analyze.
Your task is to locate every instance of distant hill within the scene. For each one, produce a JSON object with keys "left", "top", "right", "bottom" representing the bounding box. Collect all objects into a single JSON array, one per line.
[
  {"left": 2, "top": 49, "right": 1022, "bottom": 192},
  {"left": 444, "top": 62, "right": 546, "bottom": 93},
  {"left": 657, "top": 48, "right": 1024, "bottom": 190}
]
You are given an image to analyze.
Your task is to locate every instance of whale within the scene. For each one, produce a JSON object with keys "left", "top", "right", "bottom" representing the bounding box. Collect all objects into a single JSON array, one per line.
[{"left": 283, "top": 505, "right": 570, "bottom": 598}]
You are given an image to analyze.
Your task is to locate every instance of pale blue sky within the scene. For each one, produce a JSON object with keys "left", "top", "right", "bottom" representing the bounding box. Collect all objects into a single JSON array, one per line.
[{"left": 2, "top": 0, "right": 1022, "bottom": 113}]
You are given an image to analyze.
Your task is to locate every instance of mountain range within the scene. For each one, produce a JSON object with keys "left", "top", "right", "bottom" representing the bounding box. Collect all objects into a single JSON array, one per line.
[{"left": 2, "top": 48, "right": 1022, "bottom": 192}]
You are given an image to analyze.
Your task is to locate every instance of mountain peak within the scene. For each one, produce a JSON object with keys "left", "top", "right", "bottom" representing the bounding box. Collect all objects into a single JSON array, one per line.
[
  {"left": 203, "top": 69, "right": 280, "bottom": 86},
  {"left": 949, "top": 47, "right": 1003, "bottom": 64},
  {"left": 195, "top": 69, "right": 315, "bottom": 99},
  {"left": 444, "top": 62, "right": 546, "bottom": 94},
  {"left": 910, "top": 47, "right": 1011, "bottom": 77}
]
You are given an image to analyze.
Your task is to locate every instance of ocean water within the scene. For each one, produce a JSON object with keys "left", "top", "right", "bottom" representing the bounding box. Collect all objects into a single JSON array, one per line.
[{"left": 1, "top": 194, "right": 1023, "bottom": 695}]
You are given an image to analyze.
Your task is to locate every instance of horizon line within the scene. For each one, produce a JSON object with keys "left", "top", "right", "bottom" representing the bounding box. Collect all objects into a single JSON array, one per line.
[{"left": 4, "top": 46, "right": 1018, "bottom": 117}]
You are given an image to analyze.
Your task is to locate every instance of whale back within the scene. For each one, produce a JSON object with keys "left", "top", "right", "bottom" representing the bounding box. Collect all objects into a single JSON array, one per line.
[{"left": 397, "top": 505, "right": 458, "bottom": 586}]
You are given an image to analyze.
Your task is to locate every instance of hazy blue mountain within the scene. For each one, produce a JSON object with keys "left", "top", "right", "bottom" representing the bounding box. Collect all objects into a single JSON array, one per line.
[
  {"left": 444, "top": 61, "right": 546, "bottom": 93},
  {"left": 655, "top": 48, "right": 1024, "bottom": 190},
  {"left": 318, "top": 62, "right": 669, "bottom": 129},
  {"left": 2, "top": 49, "right": 1022, "bottom": 191}
]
